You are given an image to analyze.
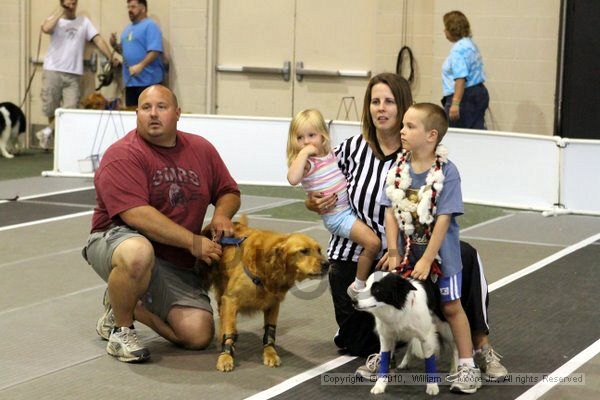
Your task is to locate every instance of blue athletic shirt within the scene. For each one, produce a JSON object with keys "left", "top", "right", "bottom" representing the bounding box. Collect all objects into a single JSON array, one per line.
[
  {"left": 121, "top": 18, "right": 164, "bottom": 87},
  {"left": 442, "top": 37, "right": 486, "bottom": 96}
]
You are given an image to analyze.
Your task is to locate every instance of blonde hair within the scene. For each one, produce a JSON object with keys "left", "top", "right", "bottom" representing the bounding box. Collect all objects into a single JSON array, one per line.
[
  {"left": 410, "top": 103, "right": 449, "bottom": 145},
  {"left": 286, "top": 109, "right": 331, "bottom": 166}
]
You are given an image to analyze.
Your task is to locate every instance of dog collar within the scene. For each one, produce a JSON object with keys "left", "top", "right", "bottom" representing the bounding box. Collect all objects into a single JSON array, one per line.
[
  {"left": 394, "top": 259, "right": 443, "bottom": 280},
  {"left": 219, "top": 236, "right": 247, "bottom": 246}
]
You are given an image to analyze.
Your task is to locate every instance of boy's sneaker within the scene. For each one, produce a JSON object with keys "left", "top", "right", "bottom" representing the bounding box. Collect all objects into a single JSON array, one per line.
[
  {"left": 96, "top": 288, "right": 114, "bottom": 340},
  {"left": 447, "top": 364, "right": 482, "bottom": 394},
  {"left": 355, "top": 353, "right": 396, "bottom": 379},
  {"left": 106, "top": 326, "right": 151, "bottom": 363},
  {"left": 474, "top": 345, "right": 508, "bottom": 380}
]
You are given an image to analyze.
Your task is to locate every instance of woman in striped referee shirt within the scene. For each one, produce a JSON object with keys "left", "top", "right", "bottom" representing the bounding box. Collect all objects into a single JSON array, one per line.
[{"left": 307, "top": 72, "right": 507, "bottom": 380}]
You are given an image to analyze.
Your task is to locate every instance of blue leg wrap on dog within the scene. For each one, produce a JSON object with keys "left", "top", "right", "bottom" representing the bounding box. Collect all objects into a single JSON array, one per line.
[
  {"left": 378, "top": 351, "right": 391, "bottom": 376},
  {"left": 425, "top": 355, "right": 437, "bottom": 383}
]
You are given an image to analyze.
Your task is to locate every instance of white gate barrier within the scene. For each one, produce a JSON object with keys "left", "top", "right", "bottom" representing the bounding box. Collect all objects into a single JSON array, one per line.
[{"left": 46, "top": 108, "right": 600, "bottom": 215}]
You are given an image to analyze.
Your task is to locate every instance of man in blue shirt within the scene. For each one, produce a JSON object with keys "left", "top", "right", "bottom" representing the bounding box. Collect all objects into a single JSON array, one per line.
[{"left": 111, "top": 0, "right": 164, "bottom": 107}]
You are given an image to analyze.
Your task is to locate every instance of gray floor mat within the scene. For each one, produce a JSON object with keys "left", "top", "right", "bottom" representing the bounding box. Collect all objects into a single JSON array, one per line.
[
  {"left": 270, "top": 241, "right": 600, "bottom": 400},
  {"left": 1, "top": 179, "right": 599, "bottom": 400}
]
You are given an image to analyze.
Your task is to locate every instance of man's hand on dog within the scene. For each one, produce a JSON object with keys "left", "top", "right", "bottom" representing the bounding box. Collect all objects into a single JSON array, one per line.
[
  {"left": 190, "top": 234, "right": 222, "bottom": 264},
  {"left": 205, "top": 214, "right": 235, "bottom": 243}
]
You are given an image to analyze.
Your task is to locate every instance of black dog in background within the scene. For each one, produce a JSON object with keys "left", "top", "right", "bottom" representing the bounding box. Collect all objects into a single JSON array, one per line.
[{"left": 0, "top": 102, "right": 26, "bottom": 159}]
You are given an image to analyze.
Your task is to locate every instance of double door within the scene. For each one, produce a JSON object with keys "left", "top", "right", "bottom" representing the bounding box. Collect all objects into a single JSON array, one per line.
[{"left": 215, "top": 0, "right": 375, "bottom": 120}]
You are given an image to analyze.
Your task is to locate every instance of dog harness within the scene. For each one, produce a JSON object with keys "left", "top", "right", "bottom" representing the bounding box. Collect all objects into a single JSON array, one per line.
[
  {"left": 219, "top": 236, "right": 266, "bottom": 287},
  {"left": 243, "top": 265, "right": 264, "bottom": 287}
]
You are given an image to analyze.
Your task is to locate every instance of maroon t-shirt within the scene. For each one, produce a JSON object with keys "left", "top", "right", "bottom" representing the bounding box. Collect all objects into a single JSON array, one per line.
[{"left": 91, "top": 129, "right": 240, "bottom": 268}]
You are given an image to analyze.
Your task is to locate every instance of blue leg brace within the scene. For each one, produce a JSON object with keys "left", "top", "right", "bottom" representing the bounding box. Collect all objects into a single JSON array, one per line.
[
  {"left": 378, "top": 351, "right": 391, "bottom": 377},
  {"left": 425, "top": 355, "right": 437, "bottom": 383}
]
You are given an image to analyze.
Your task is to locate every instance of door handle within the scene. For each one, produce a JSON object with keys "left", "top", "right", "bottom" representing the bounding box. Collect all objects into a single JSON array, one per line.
[
  {"left": 216, "top": 61, "right": 291, "bottom": 81},
  {"left": 295, "top": 61, "right": 371, "bottom": 82}
]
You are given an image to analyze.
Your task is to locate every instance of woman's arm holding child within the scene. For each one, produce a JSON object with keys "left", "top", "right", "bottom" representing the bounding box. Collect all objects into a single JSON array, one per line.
[
  {"left": 287, "top": 145, "right": 317, "bottom": 185},
  {"left": 411, "top": 214, "right": 451, "bottom": 280},
  {"left": 384, "top": 208, "right": 400, "bottom": 272}
]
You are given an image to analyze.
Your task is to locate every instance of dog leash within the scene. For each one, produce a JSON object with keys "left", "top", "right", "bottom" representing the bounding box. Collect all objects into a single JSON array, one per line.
[
  {"left": 20, "top": 30, "right": 43, "bottom": 108},
  {"left": 395, "top": 259, "right": 443, "bottom": 279},
  {"left": 0, "top": 195, "right": 19, "bottom": 201}
]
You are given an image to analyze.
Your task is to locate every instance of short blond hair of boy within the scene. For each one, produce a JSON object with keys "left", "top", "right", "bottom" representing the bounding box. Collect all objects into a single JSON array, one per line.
[{"left": 410, "top": 102, "right": 449, "bottom": 145}]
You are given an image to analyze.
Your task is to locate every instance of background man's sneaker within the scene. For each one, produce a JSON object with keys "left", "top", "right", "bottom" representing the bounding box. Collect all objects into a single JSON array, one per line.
[
  {"left": 447, "top": 364, "right": 482, "bottom": 394},
  {"left": 474, "top": 345, "right": 508, "bottom": 380},
  {"left": 106, "top": 326, "right": 150, "bottom": 363},
  {"left": 35, "top": 127, "right": 52, "bottom": 149},
  {"left": 355, "top": 353, "right": 396, "bottom": 379},
  {"left": 96, "top": 288, "right": 114, "bottom": 340}
]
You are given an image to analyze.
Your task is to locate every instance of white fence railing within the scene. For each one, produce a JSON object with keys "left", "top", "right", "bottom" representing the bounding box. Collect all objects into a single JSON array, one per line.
[{"left": 46, "top": 108, "right": 600, "bottom": 215}]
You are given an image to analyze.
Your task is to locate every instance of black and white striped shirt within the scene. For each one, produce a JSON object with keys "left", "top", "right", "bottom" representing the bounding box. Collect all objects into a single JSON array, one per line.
[{"left": 329, "top": 135, "right": 400, "bottom": 262}]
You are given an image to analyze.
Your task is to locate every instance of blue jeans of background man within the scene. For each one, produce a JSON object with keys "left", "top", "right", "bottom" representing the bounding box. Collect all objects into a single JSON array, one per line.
[{"left": 443, "top": 83, "right": 489, "bottom": 129}]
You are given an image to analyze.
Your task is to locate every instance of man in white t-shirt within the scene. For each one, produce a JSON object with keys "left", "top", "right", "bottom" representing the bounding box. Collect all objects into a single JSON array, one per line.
[{"left": 37, "top": 0, "right": 119, "bottom": 149}]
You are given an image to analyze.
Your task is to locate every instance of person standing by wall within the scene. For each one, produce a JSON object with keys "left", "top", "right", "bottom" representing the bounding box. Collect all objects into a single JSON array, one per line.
[
  {"left": 441, "top": 10, "right": 489, "bottom": 130},
  {"left": 110, "top": 0, "right": 165, "bottom": 108},
  {"left": 38, "top": 0, "right": 118, "bottom": 149}
]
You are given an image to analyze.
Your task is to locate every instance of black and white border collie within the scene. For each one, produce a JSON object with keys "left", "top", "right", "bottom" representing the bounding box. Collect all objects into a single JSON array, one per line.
[
  {"left": 0, "top": 102, "right": 26, "bottom": 159},
  {"left": 353, "top": 271, "right": 457, "bottom": 396}
]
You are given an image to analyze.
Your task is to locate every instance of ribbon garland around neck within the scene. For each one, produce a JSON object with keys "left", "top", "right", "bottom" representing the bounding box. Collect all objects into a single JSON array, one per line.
[{"left": 385, "top": 144, "right": 448, "bottom": 272}]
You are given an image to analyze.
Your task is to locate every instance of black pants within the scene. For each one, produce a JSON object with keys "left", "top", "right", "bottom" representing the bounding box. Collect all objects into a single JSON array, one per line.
[
  {"left": 329, "top": 241, "right": 490, "bottom": 356},
  {"left": 125, "top": 84, "right": 164, "bottom": 107},
  {"left": 443, "top": 83, "right": 489, "bottom": 129}
]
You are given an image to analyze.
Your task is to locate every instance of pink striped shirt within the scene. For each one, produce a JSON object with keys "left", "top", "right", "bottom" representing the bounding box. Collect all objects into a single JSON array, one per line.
[{"left": 301, "top": 152, "right": 350, "bottom": 215}]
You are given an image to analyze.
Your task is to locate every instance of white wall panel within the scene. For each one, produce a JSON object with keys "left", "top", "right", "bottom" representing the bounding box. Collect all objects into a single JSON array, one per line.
[{"left": 51, "top": 110, "right": 599, "bottom": 215}]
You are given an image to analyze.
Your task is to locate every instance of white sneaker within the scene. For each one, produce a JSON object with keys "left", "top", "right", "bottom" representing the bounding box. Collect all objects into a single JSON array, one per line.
[
  {"left": 447, "top": 364, "right": 482, "bottom": 394},
  {"left": 474, "top": 345, "right": 508, "bottom": 381},
  {"left": 35, "top": 127, "right": 52, "bottom": 149},
  {"left": 355, "top": 353, "right": 397, "bottom": 379},
  {"left": 106, "top": 326, "right": 151, "bottom": 363}
]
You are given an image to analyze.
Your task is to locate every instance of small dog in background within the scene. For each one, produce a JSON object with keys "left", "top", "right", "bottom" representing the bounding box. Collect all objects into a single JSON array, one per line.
[
  {"left": 353, "top": 272, "right": 457, "bottom": 396},
  {"left": 0, "top": 102, "right": 26, "bottom": 159},
  {"left": 80, "top": 92, "right": 125, "bottom": 111}
]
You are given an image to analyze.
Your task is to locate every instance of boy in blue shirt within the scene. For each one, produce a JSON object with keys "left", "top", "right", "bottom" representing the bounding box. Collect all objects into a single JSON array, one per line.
[{"left": 381, "top": 102, "right": 481, "bottom": 393}]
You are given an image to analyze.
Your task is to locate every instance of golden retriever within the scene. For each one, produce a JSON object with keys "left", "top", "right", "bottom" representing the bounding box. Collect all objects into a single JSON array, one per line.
[
  {"left": 80, "top": 92, "right": 133, "bottom": 111},
  {"left": 80, "top": 92, "right": 108, "bottom": 110},
  {"left": 211, "top": 215, "right": 328, "bottom": 372}
]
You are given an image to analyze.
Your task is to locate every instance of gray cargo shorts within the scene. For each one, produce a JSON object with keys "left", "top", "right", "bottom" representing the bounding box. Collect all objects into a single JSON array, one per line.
[
  {"left": 41, "top": 70, "right": 82, "bottom": 118},
  {"left": 82, "top": 225, "right": 212, "bottom": 321}
]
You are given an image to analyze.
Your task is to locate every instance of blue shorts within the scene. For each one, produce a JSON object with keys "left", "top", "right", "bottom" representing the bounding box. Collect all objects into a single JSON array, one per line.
[
  {"left": 438, "top": 271, "right": 462, "bottom": 302},
  {"left": 322, "top": 207, "right": 357, "bottom": 238}
]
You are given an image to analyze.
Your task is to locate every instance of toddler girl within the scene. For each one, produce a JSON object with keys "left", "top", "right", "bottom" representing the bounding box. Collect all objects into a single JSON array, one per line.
[{"left": 286, "top": 109, "right": 380, "bottom": 296}]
